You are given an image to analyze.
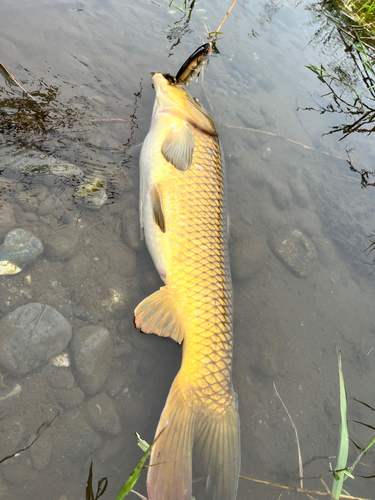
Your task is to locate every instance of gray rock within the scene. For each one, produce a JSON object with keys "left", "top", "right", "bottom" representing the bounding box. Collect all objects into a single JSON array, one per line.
[
  {"left": 37, "top": 196, "right": 55, "bottom": 216},
  {"left": 268, "top": 180, "right": 292, "bottom": 210},
  {"left": 74, "top": 174, "right": 107, "bottom": 209},
  {"left": 237, "top": 109, "right": 266, "bottom": 129},
  {"left": 122, "top": 207, "right": 143, "bottom": 251},
  {"left": 261, "top": 147, "right": 272, "bottom": 162},
  {"left": 72, "top": 325, "right": 113, "bottom": 394},
  {"left": 0, "top": 202, "right": 16, "bottom": 239},
  {"left": 52, "top": 408, "right": 103, "bottom": 463},
  {"left": 0, "top": 146, "right": 83, "bottom": 178},
  {"left": 231, "top": 236, "right": 269, "bottom": 281},
  {"left": 64, "top": 254, "right": 91, "bottom": 283},
  {"left": 44, "top": 234, "right": 78, "bottom": 262},
  {"left": 0, "top": 229, "right": 44, "bottom": 274},
  {"left": 104, "top": 369, "right": 127, "bottom": 398},
  {"left": 0, "top": 416, "right": 26, "bottom": 458},
  {"left": 54, "top": 387, "right": 85, "bottom": 408},
  {"left": 270, "top": 229, "right": 317, "bottom": 278},
  {"left": 47, "top": 368, "right": 75, "bottom": 389},
  {"left": 288, "top": 178, "right": 310, "bottom": 208},
  {"left": 1, "top": 463, "right": 32, "bottom": 484},
  {"left": 85, "top": 392, "right": 121, "bottom": 435},
  {"left": 101, "top": 288, "right": 129, "bottom": 319},
  {"left": 0, "top": 303, "right": 72, "bottom": 375},
  {"left": 30, "top": 430, "right": 53, "bottom": 470}
]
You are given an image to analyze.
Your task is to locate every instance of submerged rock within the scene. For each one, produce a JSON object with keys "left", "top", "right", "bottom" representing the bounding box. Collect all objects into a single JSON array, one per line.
[
  {"left": 270, "top": 228, "right": 317, "bottom": 278},
  {"left": 30, "top": 430, "right": 53, "bottom": 471},
  {"left": 0, "top": 228, "right": 43, "bottom": 275},
  {"left": 85, "top": 392, "right": 121, "bottom": 435},
  {"left": 0, "top": 303, "right": 72, "bottom": 375},
  {"left": 51, "top": 408, "right": 103, "bottom": 463},
  {"left": 0, "top": 146, "right": 83, "bottom": 178},
  {"left": 72, "top": 325, "right": 113, "bottom": 394},
  {"left": 0, "top": 202, "right": 16, "bottom": 239},
  {"left": 74, "top": 174, "right": 107, "bottom": 209}
]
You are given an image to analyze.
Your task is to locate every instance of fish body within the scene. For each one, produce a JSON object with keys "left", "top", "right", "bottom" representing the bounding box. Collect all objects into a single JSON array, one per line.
[{"left": 135, "top": 73, "right": 240, "bottom": 500}]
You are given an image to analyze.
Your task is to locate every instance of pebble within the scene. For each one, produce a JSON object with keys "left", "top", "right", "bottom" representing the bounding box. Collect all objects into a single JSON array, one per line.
[
  {"left": 0, "top": 416, "right": 26, "bottom": 457},
  {"left": 30, "top": 430, "right": 53, "bottom": 470},
  {"left": 50, "top": 352, "right": 71, "bottom": 367},
  {"left": 122, "top": 207, "right": 143, "bottom": 251},
  {"left": 47, "top": 368, "right": 75, "bottom": 389},
  {"left": 268, "top": 179, "right": 292, "bottom": 210},
  {"left": 74, "top": 174, "right": 108, "bottom": 209},
  {"left": 101, "top": 288, "right": 128, "bottom": 319},
  {"left": 1, "top": 463, "right": 32, "bottom": 484},
  {"left": 44, "top": 234, "right": 78, "bottom": 262},
  {"left": 261, "top": 147, "right": 272, "bottom": 161},
  {"left": 231, "top": 236, "right": 269, "bottom": 281},
  {"left": 0, "top": 146, "right": 83, "bottom": 178},
  {"left": 37, "top": 196, "right": 55, "bottom": 216},
  {"left": 0, "top": 303, "right": 72, "bottom": 375},
  {"left": 0, "top": 202, "right": 16, "bottom": 239},
  {"left": 237, "top": 109, "right": 266, "bottom": 129},
  {"left": 54, "top": 387, "right": 85, "bottom": 408},
  {"left": 52, "top": 408, "right": 103, "bottom": 463},
  {"left": 288, "top": 177, "right": 310, "bottom": 208},
  {"left": 64, "top": 254, "right": 91, "bottom": 283},
  {"left": 72, "top": 325, "right": 113, "bottom": 394},
  {"left": 270, "top": 228, "right": 317, "bottom": 278},
  {"left": 85, "top": 392, "right": 121, "bottom": 435},
  {"left": 0, "top": 229, "right": 44, "bottom": 275},
  {"left": 24, "top": 212, "right": 38, "bottom": 222}
]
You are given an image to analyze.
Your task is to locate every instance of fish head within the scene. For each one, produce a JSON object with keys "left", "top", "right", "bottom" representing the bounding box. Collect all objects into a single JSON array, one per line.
[{"left": 151, "top": 73, "right": 217, "bottom": 136}]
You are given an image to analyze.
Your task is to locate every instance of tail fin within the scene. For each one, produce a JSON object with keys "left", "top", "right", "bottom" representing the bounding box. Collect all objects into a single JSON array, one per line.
[
  {"left": 147, "top": 378, "right": 195, "bottom": 500},
  {"left": 147, "top": 377, "right": 240, "bottom": 500},
  {"left": 194, "top": 402, "right": 240, "bottom": 500}
]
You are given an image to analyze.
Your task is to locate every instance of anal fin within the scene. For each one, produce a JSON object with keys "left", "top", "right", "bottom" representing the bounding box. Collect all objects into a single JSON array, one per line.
[{"left": 134, "top": 287, "right": 185, "bottom": 344}]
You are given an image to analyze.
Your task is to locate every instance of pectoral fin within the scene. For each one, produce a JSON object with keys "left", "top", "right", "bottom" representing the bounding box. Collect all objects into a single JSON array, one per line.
[
  {"left": 161, "top": 122, "right": 194, "bottom": 171},
  {"left": 134, "top": 287, "right": 185, "bottom": 344},
  {"left": 151, "top": 183, "right": 166, "bottom": 233}
]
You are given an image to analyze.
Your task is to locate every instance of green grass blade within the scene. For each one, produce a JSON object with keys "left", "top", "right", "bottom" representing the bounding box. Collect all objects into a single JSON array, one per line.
[
  {"left": 347, "top": 435, "right": 375, "bottom": 476},
  {"left": 332, "top": 350, "right": 349, "bottom": 500},
  {"left": 115, "top": 428, "right": 165, "bottom": 500}
]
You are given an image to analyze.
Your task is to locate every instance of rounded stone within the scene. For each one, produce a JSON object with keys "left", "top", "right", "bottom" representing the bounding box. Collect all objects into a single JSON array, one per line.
[
  {"left": 47, "top": 368, "right": 75, "bottom": 389},
  {"left": 0, "top": 228, "right": 44, "bottom": 274},
  {"left": 85, "top": 392, "right": 121, "bottom": 435},
  {"left": 237, "top": 108, "right": 266, "bottom": 129},
  {"left": 0, "top": 303, "right": 72, "bottom": 375},
  {"left": 72, "top": 325, "right": 113, "bottom": 394},
  {"left": 231, "top": 236, "right": 269, "bottom": 281},
  {"left": 30, "top": 430, "right": 53, "bottom": 470},
  {"left": 64, "top": 254, "right": 91, "bottom": 282},
  {"left": 44, "top": 235, "right": 77, "bottom": 262},
  {"left": 54, "top": 387, "right": 85, "bottom": 408},
  {"left": 0, "top": 202, "right": 16, "bottom": 240}
]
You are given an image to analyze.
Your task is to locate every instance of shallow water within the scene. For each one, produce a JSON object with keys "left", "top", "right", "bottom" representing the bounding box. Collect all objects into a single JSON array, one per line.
[{"left": 1, "top": 0, "right": 375, "bottom": 499}]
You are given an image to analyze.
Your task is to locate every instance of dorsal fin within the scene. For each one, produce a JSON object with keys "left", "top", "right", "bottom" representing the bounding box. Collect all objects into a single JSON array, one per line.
[
  {"left": 161, "top": 122, "right": 194, "bottom": 171},
  {"left": 151, "top": 183, "right": 166, "bottom": 232}
]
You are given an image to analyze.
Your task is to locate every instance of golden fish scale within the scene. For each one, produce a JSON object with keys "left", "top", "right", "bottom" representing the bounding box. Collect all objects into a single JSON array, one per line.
[{"left": 154, "top": 126, "right": 234, "bottom": 416}]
